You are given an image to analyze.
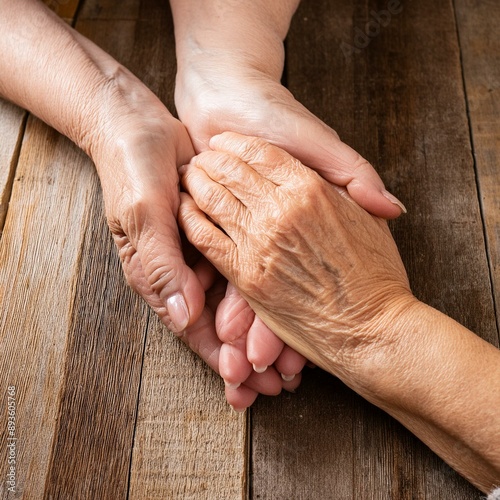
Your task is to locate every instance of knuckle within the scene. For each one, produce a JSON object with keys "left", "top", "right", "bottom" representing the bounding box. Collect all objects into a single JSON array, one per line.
[
  {"left": 211, "top": 151, "right": 238, "bottom": 174},
  {"left": 241, "top": 135, "right": 270, "bottom": 157},
  {"left": 199, "top": 182, "right": 226, "bottom": 214},
  {"left": 301, "top": 173, "right": 323, "bottom": 202},
  {"left": 280, "top": 173, "right": 323, "bottom": 222},
  {"left": 230, "top": 134, "right": 272, "bottom": 164},
  {"left": 106, "top": 197, "right": 142, "bottom": 240},
  {"left": 146, "top": 263, "right": 177, "bottom": 296}
]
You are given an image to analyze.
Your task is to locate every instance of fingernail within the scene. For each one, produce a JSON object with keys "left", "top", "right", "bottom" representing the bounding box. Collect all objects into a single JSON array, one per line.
[
  {"left": 252, "top": 364, "right": 268, "bottom": 374},
  {"left": 382, "top": 190, "right": 407, "bottom": 214},
  {"left": 281, "top": 373, "right": 296, "bottom": 382},
  {"left": 230, "top": 405, "right": 246, "bottom": 413},
  {"left": 224, "top": 380, "right": 241, "bottom": 390},
  {"left": 166, "top": 293, "right": 189, "bottom": 332}
]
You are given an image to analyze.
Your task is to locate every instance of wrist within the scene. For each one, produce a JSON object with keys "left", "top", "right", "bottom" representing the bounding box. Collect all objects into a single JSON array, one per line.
[
  {"left": 79, "top": 67, "right": 162, "bottom": 161},
  {"left": 327, "top": 294, "right": 426, "bottom": 398},
  {"left": 171, "top": 2, "right": 293, "bottom": 81},
  {"left": 338, "top": 298, "right": 500, "bottom": 492},
  {"left": 175, "top": 41, "right": 285, "bottom": 85}
]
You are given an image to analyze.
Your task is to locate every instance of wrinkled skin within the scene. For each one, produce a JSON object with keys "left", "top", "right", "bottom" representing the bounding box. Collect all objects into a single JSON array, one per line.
[
  {"left": 178, "top": 132, "right": 413, "bottom": 375},
  {"left": 178, "top": 133, "right": 500, "bottom": 494}
]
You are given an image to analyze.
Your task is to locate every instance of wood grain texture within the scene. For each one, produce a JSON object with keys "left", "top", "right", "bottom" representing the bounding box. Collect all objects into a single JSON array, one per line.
[
  {"left": 129, "top": 318, "right": 247, "bottom": 500},
  {"left": 1, "top": 0, "right": 497, "bottom": 498},
  {"left": 251, "top": 0, "right": 491, "bottom": 497},
  {"left": 0, "top": 101, "right": 26, "bottom": 235},
  {"left": 455, "top": 0, "right": 500, "bottom": 341},
  {"left": 43, "top": 179, "right": 148, "bottom": 498},
  {"left": 0, "top": 118, "right": 96, "bottom": 498}
]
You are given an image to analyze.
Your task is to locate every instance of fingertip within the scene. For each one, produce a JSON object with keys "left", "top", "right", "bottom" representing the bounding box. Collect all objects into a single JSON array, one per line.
[
  {"left": 252, "top": 364, "right": 268, "bottom": 374},
  {"left": 166, "top": 292, "right": 190, "bottom": 332},
  {"left": 275, "top": 345, "right": 308, "bottom": 376},
  {"left": 224, "top": 380, "right": 241, "bottom": 390},
  {"left": 246, "top": 316, "right": 284, "bottom": 368},
  {"left": 178, "top": 163, "right": 188, "bottom": 177},
  {"left": 230, "top": 405, "right": 247, "bottom": 413},
  {"left": 346, "top": 181, "right": 406, "bottom": 219},
  {"left": 226, "top": 384, "right": 259, "bottom": 410},
  {"left": 382, "top": 189, "right": 407, "bottom": 215},
  {"left": 208, "top": 131, "right": 249, "bottom": 153},
  {"left": 283, "top": 372, "right": 302, "bottom": 393},
  {"left": 208, "top": 133, "right": 226, "bottom": 150},
  {"left": 246, "top": 369, "right": 282, "bottom": 396},
  {"left": 219, "top": 341, "right": 253, "bottom": 383}
]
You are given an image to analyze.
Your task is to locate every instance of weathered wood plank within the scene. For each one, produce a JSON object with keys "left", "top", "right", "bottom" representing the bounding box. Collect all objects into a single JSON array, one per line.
[
  {"left": 78, "top": 0, "right": 163, "bottom": 21},
  {"left": 0, "top": 118, "right": 96, "bottom": 498},
  {"left": 455, "top": 0, "right": 500, "bottom": 341},
  {"left": 0, "top": 101, "right": 26, "bottom": 235},
  {"left": 252, "top": 0, "right": 491, "bottom": 497},
  {"left": 129, "top": 319, "right": 247, "bottom": 500},
  {"left": 43, "top": 0, "right": 82, "bottom": 22},
  {"left": 43, "top": 185, "right": 148, "bottom": 498},
  {"left": 1, "top": 1, "right": 246, "bottom": 497}
]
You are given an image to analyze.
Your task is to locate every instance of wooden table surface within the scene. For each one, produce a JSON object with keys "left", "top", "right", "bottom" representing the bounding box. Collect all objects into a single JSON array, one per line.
[{"left": 1, "top": 0, "right": 499, "bottom": 498}]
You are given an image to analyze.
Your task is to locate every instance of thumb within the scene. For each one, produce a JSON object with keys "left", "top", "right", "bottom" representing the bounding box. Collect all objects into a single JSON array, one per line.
[
  {"left": 303, "top": 132, "right": 407, "bottom": 219},
  {"left": 263, "top": 103, "right": 407, "bottom": 219},
  {"left": 133, "top": 207, "right": 205, "bottom": 333}
]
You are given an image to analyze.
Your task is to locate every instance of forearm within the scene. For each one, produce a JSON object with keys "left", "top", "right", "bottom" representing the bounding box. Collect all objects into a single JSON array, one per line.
[
  {"left": 0, "top": 0, "right": 162, "bottom": 169},
  {"left": 169, "top": 0, "right": 300, "bottom": 79},
  {"left": 345, "top": 300, "right": 500, "bottom": 492}
]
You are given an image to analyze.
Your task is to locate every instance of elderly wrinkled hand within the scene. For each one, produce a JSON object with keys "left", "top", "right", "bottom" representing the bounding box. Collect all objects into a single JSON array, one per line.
[{"left": 178, "top": 132, "right": 414, "bottom": 375}]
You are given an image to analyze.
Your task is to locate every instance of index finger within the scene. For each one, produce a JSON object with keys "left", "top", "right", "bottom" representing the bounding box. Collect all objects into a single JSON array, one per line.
[{"left": 209, "top": 132, "right": 315, "bottom": 187}]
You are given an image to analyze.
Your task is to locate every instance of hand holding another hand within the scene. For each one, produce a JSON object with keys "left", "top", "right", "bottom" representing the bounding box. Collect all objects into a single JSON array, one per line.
[{"left": 178, "top": 133, "right": 415, "bottom": 380}]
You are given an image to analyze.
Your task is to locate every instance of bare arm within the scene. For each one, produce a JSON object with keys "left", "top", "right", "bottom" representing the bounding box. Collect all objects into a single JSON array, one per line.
[
  {"left": 0, "top": 0, "right": 206, "bottom": 326},
  {"left": 355, "top": 301, "right": 500, "bottom": 492},
  {"left": 169, "top": 0, "right": 299, "bottom": 79},
  {"left": 0, "top": 0, "right": 139, "bottom": 165}
]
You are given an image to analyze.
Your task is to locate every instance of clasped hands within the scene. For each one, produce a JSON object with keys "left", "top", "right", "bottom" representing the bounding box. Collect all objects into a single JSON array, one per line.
[
  {"left": 97, "top": 76, "right": 408, "bottom": 410},
  {"left": 178, "top": 132, "right": 412, "bottom": 388},
  {"left": 84, "top": 52, "right": 410, "bottom": 410},
  {"left": 0, "top": 0, "right": 408, "bottom": 411}
]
